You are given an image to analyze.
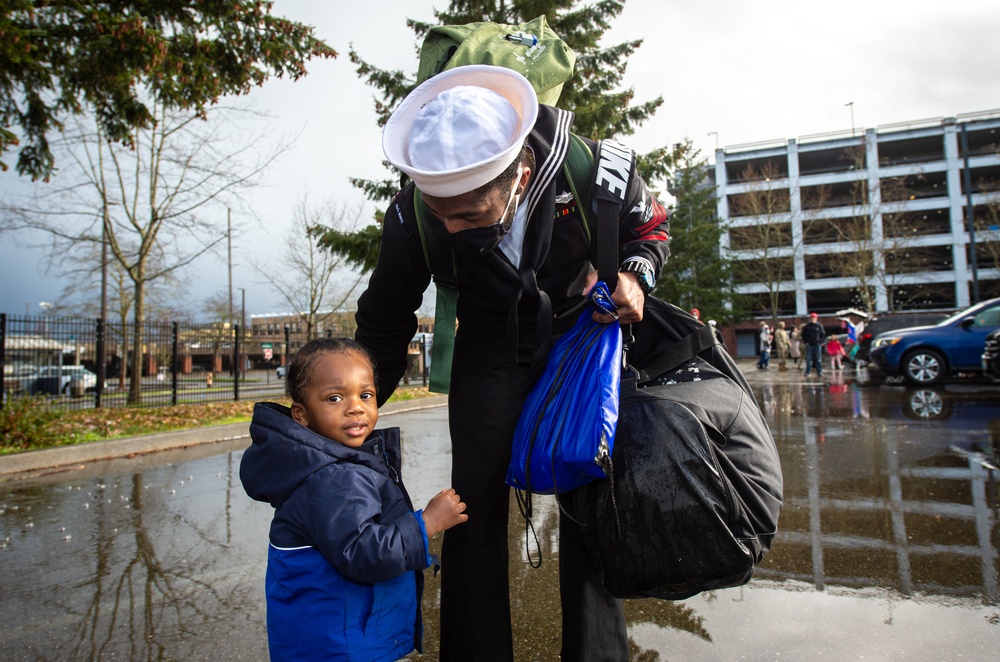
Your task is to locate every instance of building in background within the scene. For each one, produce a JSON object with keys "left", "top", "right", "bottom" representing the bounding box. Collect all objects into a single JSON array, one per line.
[{"left": 712, "top": 110, "right": 1000, "bottom": 356}]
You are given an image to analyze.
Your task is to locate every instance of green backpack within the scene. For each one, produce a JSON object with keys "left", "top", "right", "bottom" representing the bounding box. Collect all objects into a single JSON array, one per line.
[{"left": 416, "top": 16, "right": 576, "bottom": 105}]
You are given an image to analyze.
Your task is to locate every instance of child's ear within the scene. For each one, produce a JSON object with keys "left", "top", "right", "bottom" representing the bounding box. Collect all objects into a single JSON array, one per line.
[{"left": 291, "top": 403, "right": 309, "bottom": 427}]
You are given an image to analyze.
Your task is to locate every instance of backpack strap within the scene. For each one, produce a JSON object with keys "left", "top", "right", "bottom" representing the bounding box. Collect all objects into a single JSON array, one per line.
[
  {"left": 413, "top": 190, "right": 458, "bottom": 394},
  {"left": 564, "top": 133, "right": 595, "bottom": 240}
]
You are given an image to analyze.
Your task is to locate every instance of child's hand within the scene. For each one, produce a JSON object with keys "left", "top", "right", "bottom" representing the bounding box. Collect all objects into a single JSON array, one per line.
[{"left": 422, "top": 488, "right": 468, "bottom": 537}]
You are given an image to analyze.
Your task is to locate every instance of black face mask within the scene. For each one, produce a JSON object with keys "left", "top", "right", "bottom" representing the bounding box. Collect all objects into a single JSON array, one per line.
[
  {"left": 445, "top": 181, "right": 519, "bottom": 257},
  {"left": 447, "top": 216, "right": 511, "bottom": 256}
]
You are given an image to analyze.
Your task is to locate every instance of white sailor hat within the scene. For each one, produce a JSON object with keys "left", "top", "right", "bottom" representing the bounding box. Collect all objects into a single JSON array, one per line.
[{"left": 382, "top": 65, "right": 538, "bottom": 197}]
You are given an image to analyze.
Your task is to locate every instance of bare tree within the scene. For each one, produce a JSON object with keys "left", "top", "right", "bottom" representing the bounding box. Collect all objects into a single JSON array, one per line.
[
  {"left": 252, "top": 197, "right": 367, "bottom": 339},
  {"left": 728, "top": 162, "right": 797, "bottom": 321},
  {"left": 972, "top": 180, "right": 1000, "bottom": 276},
  {"left": 56, "top": 237, "right": 188, "bottom": 320},
  {"left": 1, "top": 101, "right": 289, "bottom": 403},
  {"left": 52, "top": 239, "right": 186, "bottom": 389},
  {"left": 802, "top": 142, "right": 933, "bottom": 312}
]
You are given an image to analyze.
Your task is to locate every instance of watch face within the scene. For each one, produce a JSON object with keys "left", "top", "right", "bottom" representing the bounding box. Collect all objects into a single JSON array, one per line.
[
  {"left": 621, "top": 261, "right": 654, "bottom": 292},
  {"left": 639, "top": 272, "right": 654, "bottom": 292}
]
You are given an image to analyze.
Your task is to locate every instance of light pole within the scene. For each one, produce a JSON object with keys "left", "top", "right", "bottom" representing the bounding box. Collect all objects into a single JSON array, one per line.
[
  {"left": 237, "top": 287, "right": 246, "bottom": 375},
  {"left": 845, "top": 101, "right": 855, "bottom": 136}
]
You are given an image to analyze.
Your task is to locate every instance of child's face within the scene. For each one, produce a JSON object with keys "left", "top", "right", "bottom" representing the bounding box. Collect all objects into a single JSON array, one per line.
[{"left": 291, "top": 351, "right": 378, "bottom": 448}]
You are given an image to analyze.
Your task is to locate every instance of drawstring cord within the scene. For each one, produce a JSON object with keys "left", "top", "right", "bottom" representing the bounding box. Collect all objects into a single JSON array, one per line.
[{"left": 514, "top": 489, "right": 542, "bottom": 568}]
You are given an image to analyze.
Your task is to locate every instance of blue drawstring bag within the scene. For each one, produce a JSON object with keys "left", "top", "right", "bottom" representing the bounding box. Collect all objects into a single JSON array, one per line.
[{"left": 506, "top": 282, "right": 622, "bottom": 494}]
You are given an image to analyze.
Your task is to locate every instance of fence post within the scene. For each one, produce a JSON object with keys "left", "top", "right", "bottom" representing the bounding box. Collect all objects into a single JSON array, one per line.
[
  {"left": 421, "top": 334, "right": 429, "bottom": 387},
  {"left": 95, "top": 318, "right": 105, "bottom": 408},
  {"left": 284, "top": 324, "right": 291, "bottom": 366},
  {"left": 172, "top": 322, "right": 179, "bottom": 406},
  {"left": 0, "top": 313, "right": 6, "bottom": 409}
]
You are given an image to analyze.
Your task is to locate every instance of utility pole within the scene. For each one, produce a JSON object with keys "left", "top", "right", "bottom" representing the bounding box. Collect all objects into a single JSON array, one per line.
[
  {"left": 227, "top": 208, "right": 234, "bottom": 326},
  {"left": 100, "top": 203, "right": 108, "bottom": 326},
  {"left": 238, "top": 286, "right": 246, "bottom": 375},
  {"left": 227, "top": 208, "right": 235, "bottom": 377},
  {"left": 97, "top": 197, "right": 109, "bottom": 407}
]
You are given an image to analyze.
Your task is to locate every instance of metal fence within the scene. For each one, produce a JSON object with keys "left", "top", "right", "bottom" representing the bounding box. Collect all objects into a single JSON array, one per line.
[{"left": 1, "top": 313, "right": 429, "bottom": 411}]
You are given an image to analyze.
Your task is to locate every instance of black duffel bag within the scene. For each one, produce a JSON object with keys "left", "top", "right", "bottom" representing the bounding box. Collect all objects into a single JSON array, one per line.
[
  {"left": 561, "top": 139, "right": 782, "bottom": 599},
  {"left": 567, "top": 298, "right": 784, "bottom": 600}
]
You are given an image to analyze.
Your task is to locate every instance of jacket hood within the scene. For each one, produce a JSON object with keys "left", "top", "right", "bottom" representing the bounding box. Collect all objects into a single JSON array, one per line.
[{"left": 240, "top": 401, "right": 390, "bottom": 508}]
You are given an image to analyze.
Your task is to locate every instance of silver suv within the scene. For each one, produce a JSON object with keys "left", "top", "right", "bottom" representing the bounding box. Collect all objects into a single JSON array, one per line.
[{"left": 37, "top": 365, "right": 99, "bottom": 394}]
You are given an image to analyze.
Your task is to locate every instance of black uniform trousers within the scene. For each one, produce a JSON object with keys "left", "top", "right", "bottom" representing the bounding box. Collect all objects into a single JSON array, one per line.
[{"left": 438, "top": 328, "right": 628, "bottom": 662}]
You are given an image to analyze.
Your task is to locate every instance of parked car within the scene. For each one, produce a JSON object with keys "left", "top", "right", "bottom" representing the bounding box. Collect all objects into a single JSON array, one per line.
[
  {"left": 852, "top": 311, "right": 950, "bottom": 365},
  {"left": 276, "top": 365, "right": 287, "bottom": 379},
  {"left": 3, "top": 364, "right": 40, "bottom": 394},
  {"left": 34, "top": 365, "right": 99, "bottom": 395},
  {"left": 982, "top": 327, "right": 1000, "bottom": 381},
  {"left": 868, "top": 297, "right": 1000, "bottom": 385}
]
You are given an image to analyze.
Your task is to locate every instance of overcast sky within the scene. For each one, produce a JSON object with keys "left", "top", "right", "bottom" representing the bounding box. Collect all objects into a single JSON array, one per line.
[{"left": 2, "top": 0, "right": 999, "bottom": 318}]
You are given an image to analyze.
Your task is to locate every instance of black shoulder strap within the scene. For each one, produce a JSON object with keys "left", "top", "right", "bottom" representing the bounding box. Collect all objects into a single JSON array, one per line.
[{"left": 591, "top": 139, "right": 636, "bottom": 290}]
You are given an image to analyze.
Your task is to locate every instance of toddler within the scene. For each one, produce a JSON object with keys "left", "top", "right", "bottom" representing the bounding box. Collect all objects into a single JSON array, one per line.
[
  {"left": 827, "top": 334, "right": 847, "bottom": 370},
  {"left": 241, "top": 337, "right": 467, "bottom": 661}
]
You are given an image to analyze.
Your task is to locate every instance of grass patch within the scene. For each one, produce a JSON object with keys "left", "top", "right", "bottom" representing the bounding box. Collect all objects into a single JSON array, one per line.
[
  {"left": 1, "top": 386, "right": 437, "bottom": 454},
  {"left": 0, "top": 395, "right": 62, "bottom": 451}
]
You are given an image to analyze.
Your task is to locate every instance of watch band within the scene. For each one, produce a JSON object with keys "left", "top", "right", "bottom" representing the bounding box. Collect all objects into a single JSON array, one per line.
[{"left": 619, "top": 258, "right": 655, "bottom": 293}]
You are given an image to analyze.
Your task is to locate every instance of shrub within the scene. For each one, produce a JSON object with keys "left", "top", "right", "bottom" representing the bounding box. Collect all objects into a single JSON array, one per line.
[{"left": 0, "top": 395, "right": 61, "bottom": 452}]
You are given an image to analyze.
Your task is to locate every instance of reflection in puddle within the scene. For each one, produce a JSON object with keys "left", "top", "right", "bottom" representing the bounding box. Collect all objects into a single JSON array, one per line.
[
  {"left": 0, "top": 445, "right": 272, "bottom": 660},
  {"left": 1, "top": 385, "right": 998, "bottom": 660}
]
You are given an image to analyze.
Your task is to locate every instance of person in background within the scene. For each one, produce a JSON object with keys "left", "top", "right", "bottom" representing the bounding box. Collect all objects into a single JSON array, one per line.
[
  {"left": 690, "top": 307, "right": 701, "bottom": 323},
  {"left": 802, "top": 312, "right": 826, "bottom": 378},
  {"left": 757, "top": 322, "right": 772, "bottom": 370},
  {"left": 773, "top": 321, "right": 791, "bottom": 372},
  {"left": 789, "top": 325, "right": 802, "bottom": 368},
  {"left": 827, "top": 334, "right": 847, "bottom": 370},
  {"left": 240, "top": 338, "right": 468, "bottom": 661}
]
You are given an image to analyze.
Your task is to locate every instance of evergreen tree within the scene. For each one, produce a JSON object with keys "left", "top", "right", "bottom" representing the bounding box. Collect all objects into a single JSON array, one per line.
[
  {"left": 1, "top": 1, "right": 336, "bottom": 181},
  {"left": 315, "top": 0, "right": 671, "bottom": 271},
  {"left": 655, "top": 140, "right": 747, "bottom": 325}
]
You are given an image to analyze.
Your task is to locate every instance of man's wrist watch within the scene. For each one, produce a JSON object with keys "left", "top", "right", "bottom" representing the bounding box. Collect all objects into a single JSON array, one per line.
[{"left": 619, "top": 259, "right": 655, "bottom": 293}]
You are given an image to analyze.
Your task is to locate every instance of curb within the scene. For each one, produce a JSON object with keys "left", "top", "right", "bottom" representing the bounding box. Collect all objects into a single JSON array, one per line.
[{"left": 0, "top": 395, "right": 449, "bottom": 480}]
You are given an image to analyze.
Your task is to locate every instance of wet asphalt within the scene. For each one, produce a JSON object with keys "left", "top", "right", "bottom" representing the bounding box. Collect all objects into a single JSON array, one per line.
[{"left": 1, "top": 360, "right": 998, "bottom": 660}]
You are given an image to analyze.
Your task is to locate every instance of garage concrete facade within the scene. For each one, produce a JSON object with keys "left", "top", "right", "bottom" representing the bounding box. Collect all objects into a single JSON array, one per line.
[{"left": 712, "top": 110, "right": 1000, "bottom": 317}]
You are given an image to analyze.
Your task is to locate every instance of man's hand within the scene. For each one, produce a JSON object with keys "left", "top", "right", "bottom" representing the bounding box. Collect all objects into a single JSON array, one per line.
[{"left": 583, "top": 270, "right": 645, "bottom": 325}]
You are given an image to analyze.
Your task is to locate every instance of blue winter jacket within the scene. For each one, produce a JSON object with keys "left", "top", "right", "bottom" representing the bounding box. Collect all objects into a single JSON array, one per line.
[{"left": 240, "top": 401, "right": 431, "bottom": 661}]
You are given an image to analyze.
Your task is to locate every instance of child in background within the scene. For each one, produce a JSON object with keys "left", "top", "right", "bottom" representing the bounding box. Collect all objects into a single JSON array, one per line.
[
  {"left": 757, "top": 323, "right": 772, "bottom": 370},
  {"left": 241, "top": 337, "right": 468, "bottom": 662},
  {"left": 827, "top": 334, "right": 847, "bottom": 370},
  {"left": 789, "top": 325, "right": 802, "bottom": 367}
]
